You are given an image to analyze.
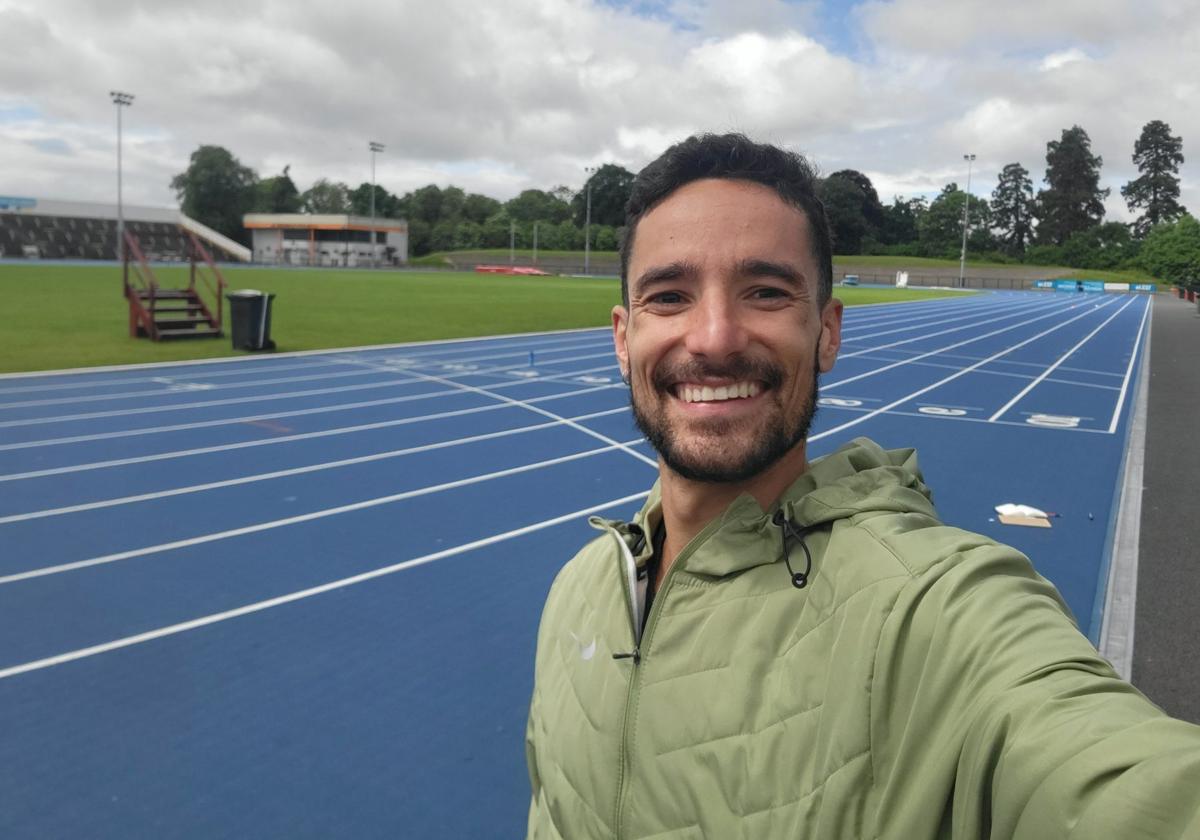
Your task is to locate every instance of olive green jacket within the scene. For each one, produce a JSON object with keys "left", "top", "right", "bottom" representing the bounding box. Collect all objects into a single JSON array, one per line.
[{"left": 525, "top": 438, "right": 1200, "bottom": 839}]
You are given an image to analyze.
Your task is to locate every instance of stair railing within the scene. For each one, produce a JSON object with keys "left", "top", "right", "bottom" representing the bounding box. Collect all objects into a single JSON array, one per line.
[
  {"left": 184, "top": 229, "right": 227, "bottom": 331},
  {"left": 123, "top": 230, "right": 162, "bottom": 339}
]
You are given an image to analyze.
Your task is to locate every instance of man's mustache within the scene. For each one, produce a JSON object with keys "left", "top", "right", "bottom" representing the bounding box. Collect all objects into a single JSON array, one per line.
[{"left": 650, "top": 357, "right": 785, "bottom": 393}]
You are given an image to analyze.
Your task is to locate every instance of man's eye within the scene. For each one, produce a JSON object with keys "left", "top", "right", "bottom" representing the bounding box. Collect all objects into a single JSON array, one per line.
[
  {"left": 753, "top": 287, "right": 788, "bottom": 299},
  {"left": 649, "top": 291, "right": 684, "bottom": 305}
]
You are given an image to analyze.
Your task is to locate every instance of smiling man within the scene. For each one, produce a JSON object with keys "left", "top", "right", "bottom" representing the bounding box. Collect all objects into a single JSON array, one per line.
[{"left": 525, "top": 134, "right": 1200, "bottom": 840}]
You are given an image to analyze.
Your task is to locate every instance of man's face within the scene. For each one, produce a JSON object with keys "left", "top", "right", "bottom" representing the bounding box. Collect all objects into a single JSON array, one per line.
[{"left": 614, "top": 178, "right": 842, "bottom": 484}]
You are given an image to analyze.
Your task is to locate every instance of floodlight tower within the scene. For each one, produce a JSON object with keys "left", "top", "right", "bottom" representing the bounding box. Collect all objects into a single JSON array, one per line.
[
  {"left": 583, "top": 166, "right": 597, "bottom": 274},
  {"left": 958, "top": 153, "right": 976, "bottom": 289},
  {"left": 110, "top": 91, "right": 134, "bottom": 276},
  {"left": 369, "top": 141, "right": 385, "bottom": 268}
]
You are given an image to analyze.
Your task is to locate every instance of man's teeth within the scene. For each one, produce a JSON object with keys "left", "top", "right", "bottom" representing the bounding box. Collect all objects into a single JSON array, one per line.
[{"left": 680, "top": 382, "right": 760, "bottom": 402}]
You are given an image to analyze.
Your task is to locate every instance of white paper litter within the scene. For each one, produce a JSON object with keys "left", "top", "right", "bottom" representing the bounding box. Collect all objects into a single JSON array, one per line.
[{"left": 994, "top": 503, "right": 1048, "bottom": 518}]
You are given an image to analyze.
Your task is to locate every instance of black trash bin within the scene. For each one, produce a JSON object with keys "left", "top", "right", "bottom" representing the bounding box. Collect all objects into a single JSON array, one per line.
[{"left": 226, "top": 289, "right": 276, "bottom": 351}]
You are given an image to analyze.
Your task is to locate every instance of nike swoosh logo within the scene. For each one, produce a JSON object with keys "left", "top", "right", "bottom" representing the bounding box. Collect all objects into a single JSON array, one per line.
[{"left": 570, "top": 632, "right": 597, "bottom": 661}]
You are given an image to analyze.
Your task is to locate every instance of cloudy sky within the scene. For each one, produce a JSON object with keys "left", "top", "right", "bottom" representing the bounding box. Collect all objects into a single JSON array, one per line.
[{"left": 2, "top": 0, "right": 1197, "bottom": 221}]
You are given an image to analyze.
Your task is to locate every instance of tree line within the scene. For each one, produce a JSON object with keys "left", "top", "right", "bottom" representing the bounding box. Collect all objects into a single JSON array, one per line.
[{"left": 171, "top": 120, "right": 1196, "bottom": 283}]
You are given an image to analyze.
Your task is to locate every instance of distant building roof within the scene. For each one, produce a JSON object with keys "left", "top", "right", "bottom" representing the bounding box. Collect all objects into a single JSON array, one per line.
[{"left": 243, "top": 213, "right": 407, "bottom": 233}]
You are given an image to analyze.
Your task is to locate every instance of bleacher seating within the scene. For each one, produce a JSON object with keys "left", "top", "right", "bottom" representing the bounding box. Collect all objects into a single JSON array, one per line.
[{"left": 0, "top": 213, "right": 190, "bottom": 261}]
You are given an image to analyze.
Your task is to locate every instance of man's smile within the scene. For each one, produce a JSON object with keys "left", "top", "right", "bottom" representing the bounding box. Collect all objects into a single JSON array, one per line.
[{"left": 674, "top": 381, "right": 762, "bottom": 403}]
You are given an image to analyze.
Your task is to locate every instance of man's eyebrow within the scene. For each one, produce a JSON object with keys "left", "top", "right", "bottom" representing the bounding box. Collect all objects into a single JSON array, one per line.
[
  {"left": 738, "top": 258, "right": 805, "bottom": 287},
  {"left": 632, "top": 261, "right": 699, "bottom": 294}
]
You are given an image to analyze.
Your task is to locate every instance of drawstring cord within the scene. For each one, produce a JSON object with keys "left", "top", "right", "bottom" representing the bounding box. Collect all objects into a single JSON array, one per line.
[{"left": 772, "top": 510, "right": 814, "bottom": 589}]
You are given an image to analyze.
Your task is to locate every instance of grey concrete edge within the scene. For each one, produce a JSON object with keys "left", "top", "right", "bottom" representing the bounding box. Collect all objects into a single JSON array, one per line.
[{"left": 1098, "top": 299, "right": 1154, "bottom": 678}]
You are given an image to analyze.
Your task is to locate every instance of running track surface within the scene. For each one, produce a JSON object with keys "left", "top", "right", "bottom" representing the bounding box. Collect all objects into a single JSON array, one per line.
[{"left": 0, "top": 290, "right": 1151, "bottom": 837}]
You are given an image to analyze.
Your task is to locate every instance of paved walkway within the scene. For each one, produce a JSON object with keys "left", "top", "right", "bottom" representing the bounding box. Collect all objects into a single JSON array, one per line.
[{"left": 1133, "top": 292, "right": 1200, "bottom": 723}]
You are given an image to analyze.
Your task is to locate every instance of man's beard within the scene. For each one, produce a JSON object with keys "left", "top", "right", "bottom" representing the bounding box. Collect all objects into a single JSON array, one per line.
[{"left": 629, "top": 353, "right": 821, "bottom": 484}]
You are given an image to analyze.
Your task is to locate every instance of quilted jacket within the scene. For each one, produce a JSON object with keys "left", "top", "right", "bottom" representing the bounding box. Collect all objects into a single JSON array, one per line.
[{"left": 525, "top": 437, "right": 1200, "bottom": 839}]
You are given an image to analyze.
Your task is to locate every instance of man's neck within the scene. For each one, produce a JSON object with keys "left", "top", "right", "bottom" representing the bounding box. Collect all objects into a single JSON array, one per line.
[{"left": 655, "top": 443, "right": 810, "bottom": 587}]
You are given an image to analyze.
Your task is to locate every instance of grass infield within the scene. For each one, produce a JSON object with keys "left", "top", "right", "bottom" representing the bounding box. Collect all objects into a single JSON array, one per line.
[{"left": 0, "top": 263, "right": 968, "bottom": 374}]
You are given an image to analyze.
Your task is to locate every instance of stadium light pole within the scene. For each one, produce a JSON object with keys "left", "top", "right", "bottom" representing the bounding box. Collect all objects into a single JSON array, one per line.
[
  {"left": 368, "top": 142, "right": 385, "bottom": 268},
  {"left": 583, "top": 166, "right": 596, "bottom": 275},
  {"left": 110, "top": 91, "right": 134, "bottom": 280},
  {"left": 958, "top": 153, "right": 976, "bottom": 289}
]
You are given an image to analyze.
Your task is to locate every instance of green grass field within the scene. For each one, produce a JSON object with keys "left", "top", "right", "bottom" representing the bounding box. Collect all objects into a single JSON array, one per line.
[{"left": 1, "top": 263, "right": 968, "bottom": 374}]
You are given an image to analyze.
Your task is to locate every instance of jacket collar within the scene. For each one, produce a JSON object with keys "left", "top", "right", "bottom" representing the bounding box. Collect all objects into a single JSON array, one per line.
[{"left": 611, "top": 437, "right": 938, "bottom": 579}]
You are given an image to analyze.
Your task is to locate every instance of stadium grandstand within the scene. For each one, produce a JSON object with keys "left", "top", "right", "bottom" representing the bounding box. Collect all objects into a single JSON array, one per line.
[
  {"left": 0, "top": 196, "right": 250, "bottom": 263},
  {"left": 243, "top": 213, "right": 408, "bottom": 267}
]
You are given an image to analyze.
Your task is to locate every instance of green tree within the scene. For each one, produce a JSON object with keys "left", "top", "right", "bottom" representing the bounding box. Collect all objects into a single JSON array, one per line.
[
  {"left": 506, "top": 189, "right": 572, "bottom": 224},
  {"left": 879, "top": 197, "right": 925, "bottom": 247},
  {"left": 1060, "top": 222, "right": 1137, "bottom": 269},
  {"left": 827, "top": 170, "right": 885, "bottom": 229},
  {"left": 301, "top": 179, "right": 351, "bottom": 213},
  {"left": 991, "top": 163, "right": 1034, "bottom": 255},
  {"left": 1121, "top": 120, "right": 1186, "bottom": 238},
  {"left": 349, "top": 183, "right": 400, "bottom": 218},
  {"left": 463, "top": 193, "right": 502, "bottom": 224},
  {"left": 573, "top": 164, "right": 635, "bottom": 227},
  {"left": 920, "top": 184, "right": 994, "bottom": 257},
  {"left": 406, "top": 185, "right": 446, "bottom": 226},
  {"left": 818, "top": 176, "right": 870, "bottom": 255},
  {"left": 1139, "top": 214, "right": 1200, "bottom": 285},
  {"left": 170, "top": 145, "right": 258, "bottom": 243},
  {"left": 252, "top": 165, "right": 300, "bottom": 214},
  {"left": 1035, "top": 126, "right": 1109, "bottom": 246}
]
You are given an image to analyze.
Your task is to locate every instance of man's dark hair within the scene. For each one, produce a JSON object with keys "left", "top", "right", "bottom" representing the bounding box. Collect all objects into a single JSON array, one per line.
[{"left": 619, "top": 133, "right": 833, "bottom": 308}]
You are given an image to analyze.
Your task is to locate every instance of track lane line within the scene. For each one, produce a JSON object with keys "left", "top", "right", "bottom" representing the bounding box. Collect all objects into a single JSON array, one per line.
[
  {"left": 1106, "top": 297, "right": 1153, "bottom": 434},
  {"left": 0, "top": 488, "right": 652, "bottom": 681},
  {"left": 0, "top": 407, "right": 631, "bottom": 522},
  {"left": 0, "top": 382, "right": 626, "bottom": 481},
  {"left": 335, "top": 357, "right": 659, "bottom": 470},
  {"left": 826, "top": 297, "right": 1113, "bottom": 390},
  {"left": 987, "top": 296, "right": 1138, "bottom": 422},
  {"left": 0, "top": 436, "right": 650, "bottom": 585},
  {"left": 811, "top": 297, "right": 1125, "bottom": 442},
  {"left": 0, "top": 348, "right": 621, "bottom": 430},
  {"left": 0, "top": 361, "right": 623, "bottom": 451}
]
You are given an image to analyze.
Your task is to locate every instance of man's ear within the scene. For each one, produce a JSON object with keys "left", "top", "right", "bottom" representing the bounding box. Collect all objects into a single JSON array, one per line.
[
  {"left": 612, "top": 305, "right": 630, "bottom": 383},
  {"left": 817, "top": 298, "right": 843, "bottom": 373}
]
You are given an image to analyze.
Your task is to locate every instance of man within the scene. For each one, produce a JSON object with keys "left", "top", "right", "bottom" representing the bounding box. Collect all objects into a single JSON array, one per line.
[{"left": 525, "top": 134, "right": 1200, "bottom": 839}]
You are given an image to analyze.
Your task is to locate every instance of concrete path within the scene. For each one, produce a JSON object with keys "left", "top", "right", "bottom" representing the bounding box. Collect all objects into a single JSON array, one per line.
[{"left": 1134, "top": 292, "right": 1200, "bottom": 723}]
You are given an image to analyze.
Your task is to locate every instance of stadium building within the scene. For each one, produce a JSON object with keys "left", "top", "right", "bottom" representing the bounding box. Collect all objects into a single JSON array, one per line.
[
  {"left": 0, "top": 196, "right": 249, "bottom": 262},
  {"left": 242, "top": 213, "right": 409, "bottom": 267}
]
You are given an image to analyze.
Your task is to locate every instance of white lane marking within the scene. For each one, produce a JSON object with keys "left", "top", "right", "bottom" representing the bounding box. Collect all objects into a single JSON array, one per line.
[
  {"left": 1025, "top": 414, "right": 1083, "bottom": 428},
  {"left": 843, "top": 354, "right": 1123, "bottom": 391},
  {"left": 0, "top": 348, "right": 619, "bottom": 430},
  {"left": 843, "top": 344, "right": 1128, "bottom": 379},
  {"left": 826, "top": 297, "right": 1110, "bottom": 390},
  {"left": 0, "top": 325, "right": 613, "bottom": 383},
  {"left": 810, "top": 298, "right": 1122, "bottom": 442},
  {"left": 839, "top": 296, "right": 1051, "bottom": 339},
  {"left": 0, "top": 436, "right": 647, "bottom": 585},
  {"left": 917, "top": 406, "right": 968, "bottom": 416},
  {"left": 339, "top": 358, "right": 659, "bottom": 470},
  {"left": 1107, "top": 297, "right": 1152, "bottom": 434},
  {"left": 1100, "top": 299, "right": 1152, "bottom": 678},
  {"left": 987, "top": 296, "right": 1137, "bottom": 422},
  {"left": 0, "top": 489, "right": 651, "bottom": 681},
  {"left": 836, "top": 295, "right": 1081, "bottom": 363},
  {"left": 0, "top": 330, "right": 615, "bottom": 397},
  {"left": 0, "top": 361, "right": 623, "bottom": 452},
  {"left": 0, "top": 382, "right": 626, "bottom": 481},
  {"left": 811, "top": 402, "right": 1113, "bottom": 434},
  {"left": 0, "top": 407, "right": 630, "bottom": 523},
  {"left": 0, "top": 367, "right": 387, "bottom": 410}
]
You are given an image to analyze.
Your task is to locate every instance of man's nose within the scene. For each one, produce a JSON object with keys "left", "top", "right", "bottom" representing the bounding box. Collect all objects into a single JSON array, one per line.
[{"left": 683, "top": 294, "right": 749, "bottom": 360}]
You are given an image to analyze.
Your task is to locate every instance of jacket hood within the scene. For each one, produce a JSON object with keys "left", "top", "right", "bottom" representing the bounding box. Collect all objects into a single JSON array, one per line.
[{"left": 599, "top": 437, "right": 938, "bottom": 579}]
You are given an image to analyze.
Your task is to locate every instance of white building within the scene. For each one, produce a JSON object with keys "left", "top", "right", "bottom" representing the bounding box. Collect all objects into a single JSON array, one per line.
[{"left": 243, "top": 213, "right": 408, "bottom": 267}]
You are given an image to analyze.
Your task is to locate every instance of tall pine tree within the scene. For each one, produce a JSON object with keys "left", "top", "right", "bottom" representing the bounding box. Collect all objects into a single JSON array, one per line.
[
  {"left": 1121, "top": 119, "right": 1186, "bottom": 238},
  {"left": 1035, "top": 126, "right": 1108, "bottom": 246},
  {"left": 991, "top": 163, "right": 1034, "bottom": 255}
]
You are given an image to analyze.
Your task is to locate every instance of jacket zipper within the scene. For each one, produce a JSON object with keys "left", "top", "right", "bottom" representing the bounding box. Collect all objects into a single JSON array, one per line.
[{"left": 612, "top": 541, "right": 689, "bottom": 839}]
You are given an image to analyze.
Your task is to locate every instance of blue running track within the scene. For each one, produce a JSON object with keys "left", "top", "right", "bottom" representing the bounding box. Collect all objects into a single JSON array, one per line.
[{"left": 0, "top": 290, "right": 1151, "bottom": 837}]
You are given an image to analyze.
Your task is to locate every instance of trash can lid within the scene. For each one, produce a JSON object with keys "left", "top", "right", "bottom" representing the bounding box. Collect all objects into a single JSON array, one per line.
[{"left": 227, "top": 289, "right": 263, "bottom": 297}]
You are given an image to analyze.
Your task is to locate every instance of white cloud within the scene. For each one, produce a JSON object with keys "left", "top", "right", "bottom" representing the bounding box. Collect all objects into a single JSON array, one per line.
[{"left": 0, "top": 0, "right": 1197, "bottom": 227}]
